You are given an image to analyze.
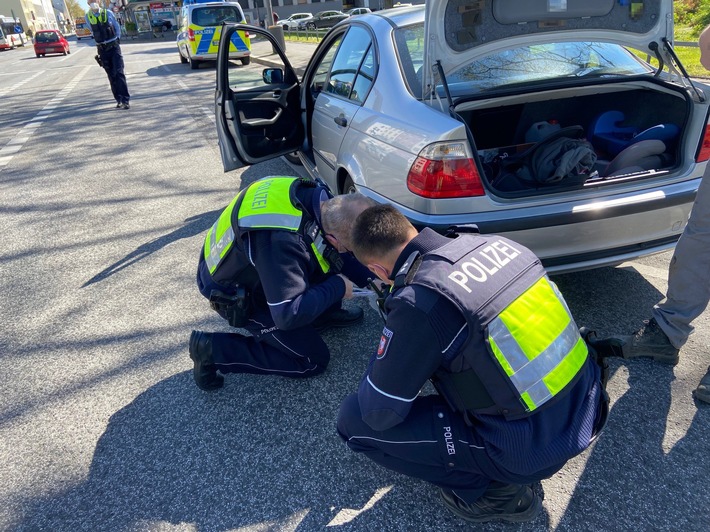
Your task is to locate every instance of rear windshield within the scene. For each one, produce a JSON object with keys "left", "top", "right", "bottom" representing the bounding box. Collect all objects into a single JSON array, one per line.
[
  {"left": 36, "top": 32, "right": 59, "bottom": 43},
  {"left": 395, "top": 23, "right": 653, "bottom": 98},
  {"left": 192, "top": 6, "right": 243, "bottom": 27}
]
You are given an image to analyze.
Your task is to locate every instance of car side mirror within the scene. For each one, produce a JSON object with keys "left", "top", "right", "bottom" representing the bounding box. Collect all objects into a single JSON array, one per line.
[{"left": 262, "top": 68, "right": 284, "bottom": 84}]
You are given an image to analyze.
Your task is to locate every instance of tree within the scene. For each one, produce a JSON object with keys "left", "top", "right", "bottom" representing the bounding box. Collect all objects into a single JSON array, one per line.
[{"left": 67, "top": 0, "right": 87, "bottom": 20}]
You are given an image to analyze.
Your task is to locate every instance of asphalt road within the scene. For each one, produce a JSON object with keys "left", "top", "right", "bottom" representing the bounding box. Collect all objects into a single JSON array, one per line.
[{"left": 0, "top": 36, "right": 708, "bottom": 531}]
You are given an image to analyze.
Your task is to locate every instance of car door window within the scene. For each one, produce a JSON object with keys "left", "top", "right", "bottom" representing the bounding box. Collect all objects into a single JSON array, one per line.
[
  {"left": 310, "top": 36, "right": 343, "bottom": 95},
  {"left": 325, "top": 26, "right": 373, "bottom": 102},
  {"left": 350, "top": 46, "right": 375, "bottom": 103}
]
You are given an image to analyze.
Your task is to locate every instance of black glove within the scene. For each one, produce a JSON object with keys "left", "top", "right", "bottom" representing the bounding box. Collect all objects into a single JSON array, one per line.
[{"left": 94, "top": 54, "right": 103, "bottom": 68}]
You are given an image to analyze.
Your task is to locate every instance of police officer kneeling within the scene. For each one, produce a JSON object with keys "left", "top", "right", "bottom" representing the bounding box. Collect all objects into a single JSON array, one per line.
[
  {"left": 191, "top": 176, "right": 376, "bottom": 390},
  {"left": 337, "top": 205, "right": 608, "bottom": 523}
]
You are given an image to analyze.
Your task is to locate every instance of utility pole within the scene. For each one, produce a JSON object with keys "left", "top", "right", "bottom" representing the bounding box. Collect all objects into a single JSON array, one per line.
[{"left": 264, "top": 0, "right": 273, "bottom": 28}]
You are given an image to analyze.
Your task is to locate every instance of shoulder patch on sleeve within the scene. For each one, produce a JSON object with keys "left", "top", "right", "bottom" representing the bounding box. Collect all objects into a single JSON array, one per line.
[{"left": 377, "top": 327, "right": 394, "bottom": 359}]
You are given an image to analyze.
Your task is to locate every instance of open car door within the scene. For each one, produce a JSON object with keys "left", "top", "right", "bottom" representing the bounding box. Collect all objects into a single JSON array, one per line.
[{"left": 215, "top": 25, "right": 304, "bottom": 172}]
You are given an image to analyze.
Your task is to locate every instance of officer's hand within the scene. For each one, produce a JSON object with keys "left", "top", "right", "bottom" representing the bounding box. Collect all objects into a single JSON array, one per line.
[{"left": 338, "top": 274, "right": 354, "bottom": 299}]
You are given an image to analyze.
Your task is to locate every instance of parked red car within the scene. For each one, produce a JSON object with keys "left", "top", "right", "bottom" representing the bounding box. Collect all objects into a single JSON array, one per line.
[{"left": 34, "top": 30, "right": 70, "bottom": 57}]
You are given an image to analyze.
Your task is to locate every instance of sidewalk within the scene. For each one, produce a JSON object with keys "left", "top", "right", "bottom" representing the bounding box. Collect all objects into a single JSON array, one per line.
[{"left": 250, "top": 38, "right": 318, "bottom": 76}]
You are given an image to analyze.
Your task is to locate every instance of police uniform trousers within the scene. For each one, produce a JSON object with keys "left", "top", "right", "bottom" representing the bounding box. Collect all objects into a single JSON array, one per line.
[
  {"left": 98, "top": 41, "right": 130, "bottom": 105},
  {"left": 337, "top": 394, "right": 568, "bottom": 504},
  {"left": 654, "top": 163, "right": 710, "bottom": 348},
  {"left": 209, "top": 306, "right": 330, "bottom": 378}
]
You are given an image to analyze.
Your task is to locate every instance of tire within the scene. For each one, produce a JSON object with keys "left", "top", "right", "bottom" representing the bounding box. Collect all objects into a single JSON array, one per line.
[
  {"left": 77, "top": 37, "right": 80, "bottom": 41},
  {"left": 307, "top": 22, "right": 316, "bottom": 30},
  {"left": 190, "top": 57, "right": 199, "bottom": 70},
  {"left": 240, "top": 56, "right": 250, "bottom": 66},
  {"left": 63, "top": 50, "right": 67, "bottom": 56},
  {"left": 179, "top": 51, "right": 188, "bottom": 64},
  {"left": 342, "top": 175, "right": 357, "bottom": 194},
  {"left": 36, "top": 54, "right": 40, "bottom": 58},
  {"left": 284, "top": 152, "right": 302, "bottom": 165}
]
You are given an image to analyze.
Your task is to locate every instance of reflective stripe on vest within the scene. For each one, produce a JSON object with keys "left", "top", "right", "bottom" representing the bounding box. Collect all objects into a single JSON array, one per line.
[
  {"left": 310, "top": 231, "right": 331, "bottom": 274},
  {"left": 238, "top": 177, "right": 302, "bottom": 231},
  {"left": 86, "top": 9, "right": 107, "bottom": 25},
  {"left": 203, "top": 192, "right": 242, "bottom": 275},
  {"left": 487, "top": 276, "right": 588, "bottom": 413}
]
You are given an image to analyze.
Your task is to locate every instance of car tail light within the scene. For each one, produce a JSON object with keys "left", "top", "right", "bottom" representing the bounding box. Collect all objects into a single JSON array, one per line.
[
  {"left": 407, "top": 142, "right": 485, "bottom": 198},
  {"left": 245, "top": 31, "right": 250, "bottom": 38},
  {"left": 188, "top": 28, "right": 195, "bottom": 41},
  {"left": 696, "top": 123, "right": 710, "bottom": 162}
]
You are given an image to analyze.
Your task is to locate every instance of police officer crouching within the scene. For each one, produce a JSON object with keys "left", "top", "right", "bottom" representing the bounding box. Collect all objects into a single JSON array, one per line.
[
  {"left": 191, "top": 176, "right": 376, "bottom": 390},
  {"left": 337, "top": 205, "right": 609, "bottom": 523}
]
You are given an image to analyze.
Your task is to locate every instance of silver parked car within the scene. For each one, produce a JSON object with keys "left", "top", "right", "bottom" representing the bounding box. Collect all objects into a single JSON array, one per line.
[{"left": 215, "top": 1, "right": 710, "bottom": 274}]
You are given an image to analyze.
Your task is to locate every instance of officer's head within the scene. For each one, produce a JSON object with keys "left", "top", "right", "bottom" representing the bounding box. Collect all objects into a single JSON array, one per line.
[
  {"left": 89, "top": 2, "right": 100, "bottom": 12},
  {"left": 321, "top": 193, "right": 376, "bottom": 254},
  {"left": 351, "top": 204, "right": 418, "bottom": 283}
]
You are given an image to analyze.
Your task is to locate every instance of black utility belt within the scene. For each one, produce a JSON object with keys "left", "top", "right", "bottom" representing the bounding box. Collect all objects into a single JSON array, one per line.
[{"left": 97, "top": 40, "right": 118, "bottom": 50}]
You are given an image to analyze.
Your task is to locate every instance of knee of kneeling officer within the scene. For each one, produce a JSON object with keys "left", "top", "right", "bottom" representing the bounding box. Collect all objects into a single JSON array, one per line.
[{"left": 336, "top": 392, "right": 362, "bottom": 442}]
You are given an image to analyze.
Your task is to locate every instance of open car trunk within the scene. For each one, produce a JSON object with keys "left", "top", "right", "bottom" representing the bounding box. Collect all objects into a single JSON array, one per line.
[{"left": 455, "top": 80, "right": 691, "bottom": 197}]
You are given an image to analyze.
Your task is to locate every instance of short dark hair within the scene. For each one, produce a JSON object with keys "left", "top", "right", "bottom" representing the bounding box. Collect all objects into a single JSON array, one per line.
[{"left": 352, "top": 204, "right": 413, "bottom": 262}]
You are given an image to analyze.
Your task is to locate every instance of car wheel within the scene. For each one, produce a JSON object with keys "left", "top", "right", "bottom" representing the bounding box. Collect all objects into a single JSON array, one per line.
[
  {"left": 190, "top": 56, "right": 199, "bottom": 70},
  {"left": 240, "top": 56, "right": 250, "bottom": 66},
  {"left": 284, "top": 152, "right": 302, "bottom": 165},
  {"left": 63, "top": 50, "right": 67, "bottom": 55},
  {"left": 307, "top": 22, "right": 316, "bottom": 30},
  {"left": 342, "top": 175, "right": 357, "bottom": 194},
  {"left": 179, "top": 51, "right": 188, "bottom": 64},
  {"left": 67, "top": 49, "right": 70, "bottom": 54},
  {"left": 36, "top": 54, "right": 40, "bottom": 58}
]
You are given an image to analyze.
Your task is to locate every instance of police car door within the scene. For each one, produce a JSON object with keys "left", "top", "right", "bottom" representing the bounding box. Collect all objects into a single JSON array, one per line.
[{"left": 216, "top": 25, "right": 303, "bottom": 172}]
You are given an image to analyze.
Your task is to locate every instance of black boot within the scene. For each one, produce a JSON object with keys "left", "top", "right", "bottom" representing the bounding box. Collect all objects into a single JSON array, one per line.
[
  {"left": 313, "top": 306, "right": 364, "bottom": 333},
  {"left": 440, "top": 482, "right": 541, "bottom": 523},
  {"left": 189, "top": 330, "right": 224, "bottom": 391}
]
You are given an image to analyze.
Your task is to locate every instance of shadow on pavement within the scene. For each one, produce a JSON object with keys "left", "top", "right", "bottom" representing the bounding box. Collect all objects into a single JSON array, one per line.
[{"left": 82, "top": 210, "right": 222, "bottom": 287}]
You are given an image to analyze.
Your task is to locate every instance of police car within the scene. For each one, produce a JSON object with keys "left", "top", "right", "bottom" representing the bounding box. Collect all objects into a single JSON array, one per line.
[{"left": 177, "top": 0, "right": 250, "bottom": 70}]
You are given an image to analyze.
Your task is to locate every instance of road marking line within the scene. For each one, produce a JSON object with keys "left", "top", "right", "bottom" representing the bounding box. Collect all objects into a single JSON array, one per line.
[
  {"left": 0, "top": 70, "right": 44, "bottom": 98},
  {"left": 157, "top": 60, "right": 215, "bottom": 124},
  {"left": 0, "top": 66, "right": 91, "bottom": 173},
  {"left": 59, "top": 47, "right": 84, "bottom": 62}
]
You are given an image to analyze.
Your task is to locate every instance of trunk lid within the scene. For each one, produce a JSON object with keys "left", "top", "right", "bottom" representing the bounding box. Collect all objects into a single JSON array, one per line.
[{"left": 422, "top": 0, "right": 673, "bottom": 97}]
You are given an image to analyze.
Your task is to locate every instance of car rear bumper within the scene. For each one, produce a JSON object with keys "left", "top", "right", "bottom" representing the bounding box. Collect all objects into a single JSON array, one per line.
[
  {"left": 35, "top": 47, "right": 66, "bottom": 53},
  {"left": 193, "top": 51, "right": 250, "bottom": 61},
  {"left": 363, "top": 178, "right": 700, "bottom": 274}
]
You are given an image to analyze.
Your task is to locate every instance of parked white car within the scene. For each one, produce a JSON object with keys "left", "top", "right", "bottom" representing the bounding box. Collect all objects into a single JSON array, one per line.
[
  {"left": 276, "top": 13, "right": 312, "bottom": 30},
  {"left": 215, "top": 1, "right": 710, "bottom": 274}
]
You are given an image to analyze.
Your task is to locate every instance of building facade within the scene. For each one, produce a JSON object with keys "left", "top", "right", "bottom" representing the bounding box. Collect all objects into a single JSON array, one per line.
[{"left": 0, "top": 0, "right": 60, "bottom": 34}]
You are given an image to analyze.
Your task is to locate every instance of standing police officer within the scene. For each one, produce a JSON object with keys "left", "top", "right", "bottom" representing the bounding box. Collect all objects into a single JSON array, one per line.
[
  {"left": 86, "top": 1, "right": 130, "bottom": 109},
  {"left": 337, "top": 205, "right": 607, "bottom": 523},
  {"left": 190, "top": 176, "right": 376, "bottom": 390}
]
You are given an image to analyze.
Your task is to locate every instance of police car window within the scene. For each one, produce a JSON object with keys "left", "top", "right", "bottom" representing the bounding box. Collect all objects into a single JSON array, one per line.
[
  {"left": 326, "top": 26, "right": 372, "bottom": 100},
  {"left": 194, "top": 7, "right": 241, "bottom": 26}
]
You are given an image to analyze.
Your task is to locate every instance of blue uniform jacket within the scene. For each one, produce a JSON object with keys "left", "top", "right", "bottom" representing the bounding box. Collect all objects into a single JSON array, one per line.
[
  {"left": 358, "top": 228, "right": 602, "bottom": 475},
  {"left": 197, "top": 186, "right": 371, "bottom": 331}
]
